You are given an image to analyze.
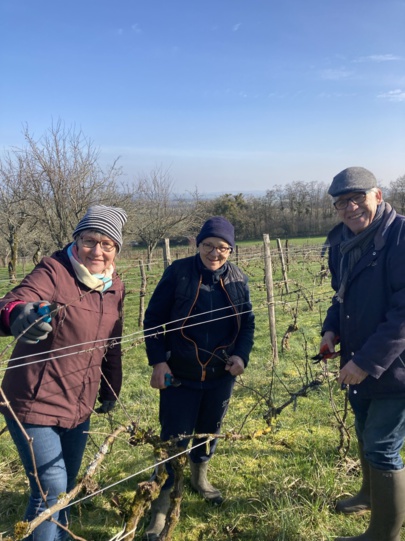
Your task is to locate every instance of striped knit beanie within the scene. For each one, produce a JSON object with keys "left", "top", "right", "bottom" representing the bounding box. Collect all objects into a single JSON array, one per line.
[{"left": 73, "top": 205, "right": 128, "bottom": 252}]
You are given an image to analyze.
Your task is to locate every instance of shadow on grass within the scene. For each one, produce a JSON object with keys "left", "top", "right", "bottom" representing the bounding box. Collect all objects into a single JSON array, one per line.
[{"left": 0, "top": 490, "right": 27, "bottom": 536}]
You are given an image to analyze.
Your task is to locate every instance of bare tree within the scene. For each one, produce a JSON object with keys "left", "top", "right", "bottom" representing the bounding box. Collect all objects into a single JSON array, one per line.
[
  {"left": 389, "top": 174, "right": 405, "bottom": 215},
  {"left": 0, "top": 152, "right": 36, "bottom": 281},
  {"left": 129, "top": 167, "right": 201, "bottom": 267},
  {"left": 18, "top": 120, "right": 125, "bottom": 248}
]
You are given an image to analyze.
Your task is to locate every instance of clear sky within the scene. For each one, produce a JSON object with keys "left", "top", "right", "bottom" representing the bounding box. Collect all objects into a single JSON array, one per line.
[{"left": 1, "top": 0, "right": 404, "bottom": 194}]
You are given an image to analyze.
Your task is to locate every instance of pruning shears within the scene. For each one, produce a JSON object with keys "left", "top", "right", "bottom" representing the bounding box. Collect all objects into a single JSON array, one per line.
[
  {"left": 222, "top": 349, "right": 233, "bottom": 366},
  {"left": 36, "top": 302, "right": 59, "bottom": 323},
  {"left": 164, "top": 373, "right": 181, "bottom": 387},
  {"left": 312, "top": 336, "right": 340, "bottom": 364}
]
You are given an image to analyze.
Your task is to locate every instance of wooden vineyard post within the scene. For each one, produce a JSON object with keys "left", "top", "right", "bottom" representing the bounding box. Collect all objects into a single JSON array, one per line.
[
  {"left": 138, "top": 259, "right": 147, "bottom": 328},
  {"left": 285, "top": 238, "right": 290, "bottom": 272},
  {"left": 263, "top": 234, "right": 279, "bottom": 363},
  {"left": 235, "top": 244, "right": 239, "bottom": 265},
  {"left": 276, "top": 238, "right": 290, "bottom": 294},
  {"left": 163, "top": 238, "right": 172, "bottom": 269}
]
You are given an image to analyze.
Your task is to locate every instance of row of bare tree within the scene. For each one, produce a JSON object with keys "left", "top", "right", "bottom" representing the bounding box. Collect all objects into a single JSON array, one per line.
[
  {"left": 0, "top": 122, "right": 204, "bottom": 279},
  {"left": 1, "top": 122, "right": 404, "bottom": 279}
]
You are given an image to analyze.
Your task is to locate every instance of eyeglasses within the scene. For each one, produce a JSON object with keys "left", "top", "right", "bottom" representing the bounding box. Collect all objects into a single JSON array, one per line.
[
  {"left": 79, "top": 236, "right": 117, "bottom": 252},
  {"left": 201, "top": 242, "right": 232, "bottom": 254},
  {"left": 333, "top": 192, "right": 369, "bottom": 210}
]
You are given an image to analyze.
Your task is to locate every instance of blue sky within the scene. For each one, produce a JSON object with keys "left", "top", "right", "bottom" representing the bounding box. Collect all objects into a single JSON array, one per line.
[{"left": 1, "top": 0, "right": 404, "bottom": 194}]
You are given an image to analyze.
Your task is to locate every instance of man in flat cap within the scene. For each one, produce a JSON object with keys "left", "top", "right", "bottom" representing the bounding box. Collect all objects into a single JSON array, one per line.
[{"left": 320, "top": 167, "right": 405, "bottom": 540}]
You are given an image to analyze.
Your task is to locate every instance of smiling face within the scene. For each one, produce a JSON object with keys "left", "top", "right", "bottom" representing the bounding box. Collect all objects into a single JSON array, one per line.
[
  {"left": 198, "top": 236, "right": 232, "bottom": 271},
  {"left": 335, "top": 189, "right": 383, "bottom": 234},
  {"left": 76, "top": 230, "right": 117, "bottom": 274}
]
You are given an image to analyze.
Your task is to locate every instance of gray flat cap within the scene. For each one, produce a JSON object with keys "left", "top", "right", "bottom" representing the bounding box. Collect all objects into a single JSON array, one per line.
[{"left": 328, "top": 166, "right": 377, "bottom": 197}]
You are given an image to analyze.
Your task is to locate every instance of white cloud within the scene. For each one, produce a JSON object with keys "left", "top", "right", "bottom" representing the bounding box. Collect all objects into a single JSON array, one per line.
[
  {"left": 232, "top": 23, "right": 241, "bottom": 31},
  {"left": 131, "top": 23, "right": 142, "bottom": 34},
  {"left": 354, "top": 54, "right": 401, "bottom": 63},
  {"left": 320, "top": 68, "right": 353, "bottom": 80},
  {"left": 378, "top": 89, "right": 405, "bottom": 102},
  {"left": 318, "top": 92, "right": 357, "bottom": 99}
]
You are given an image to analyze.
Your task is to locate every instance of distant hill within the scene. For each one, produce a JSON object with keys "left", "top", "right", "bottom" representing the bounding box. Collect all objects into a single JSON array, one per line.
[{"left": 190, "top": 190, "right": 267, "bottom": 199}]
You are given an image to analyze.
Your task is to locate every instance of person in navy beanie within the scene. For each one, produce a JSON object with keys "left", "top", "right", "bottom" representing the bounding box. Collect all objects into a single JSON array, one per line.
[{"left": 143, "top": 216, "right": 254, "bottom": 540}]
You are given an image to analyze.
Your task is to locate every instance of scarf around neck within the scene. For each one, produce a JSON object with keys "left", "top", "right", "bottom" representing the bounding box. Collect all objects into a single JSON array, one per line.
[
  {"left": 67, "top": 243, "right": 114, "bottom": 292},
  {"left": 336, "top": 201, "right": 386, "bottom": 302},
  {"left": 197, "top": 253, "right": 228, "bottom": 284}
]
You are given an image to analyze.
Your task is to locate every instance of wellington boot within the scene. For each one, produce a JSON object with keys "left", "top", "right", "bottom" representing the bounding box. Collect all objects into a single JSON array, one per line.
[
  {"left": 142, "top": 488, "right": 171, "bottom": 541},
  {"left": 335, "top": 467, "right": 405, "bottom": 541},
  {"left": 189, "top": 459, "right": 223, "bottom": 505},
  {"left": 336, "top": 442, "right": 371, "bottom": 515}
]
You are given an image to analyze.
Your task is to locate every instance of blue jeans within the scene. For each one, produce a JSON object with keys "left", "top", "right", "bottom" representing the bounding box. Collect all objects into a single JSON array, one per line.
[
  {"left": 6, "top": 417, "right": 90, "bottom": 541},
  {"left": 349, "top": 393, "right": 405, "bottom": 470}
]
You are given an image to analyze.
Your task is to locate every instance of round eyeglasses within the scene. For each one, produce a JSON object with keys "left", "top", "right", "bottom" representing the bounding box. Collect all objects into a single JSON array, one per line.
[
  {"left": 201, "top": 242, "right": 232, "bottom": 254},
  {"left": 79, "top": 236, "right": 117, "bottom": 252},
  {"left": 333, "top": 192, "right": 368, "bottom": 211}
]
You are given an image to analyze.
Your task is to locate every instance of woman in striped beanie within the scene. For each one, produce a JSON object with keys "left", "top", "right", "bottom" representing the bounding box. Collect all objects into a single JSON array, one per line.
[{"left": 0, "top": 205, "right": 127, "bottom": 541}]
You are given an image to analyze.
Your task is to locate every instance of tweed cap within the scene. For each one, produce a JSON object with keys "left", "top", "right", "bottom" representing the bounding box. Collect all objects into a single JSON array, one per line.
[
  {"left": 328, "top": 166, "right": 377, "bottom": 197},
  {"left": 73, "top": 205, "right": 127, "bottom": 252},
  {"left": 196, "top": 216, "right": 235, "bottom": 249}
]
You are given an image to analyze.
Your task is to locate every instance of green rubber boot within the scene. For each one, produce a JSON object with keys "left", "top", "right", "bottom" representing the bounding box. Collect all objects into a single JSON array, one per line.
[
  {"left": 189, "top": 459, "right": 223, "bottom": 505},
  {"left": 142, "top": 488, "right": 171, "bottom": 541},
  {"left": 336, "top": 442, "right": 371, "bottom": 515},
  {"left": 335, "top": 467, "right": 405, "bottom": 541}
]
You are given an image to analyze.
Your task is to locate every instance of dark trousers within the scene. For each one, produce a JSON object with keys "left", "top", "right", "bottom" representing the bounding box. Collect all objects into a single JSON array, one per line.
[
  {"left": 159, "top": 376, "right": 235, "bottom": 487},
  {"left": 350, "top": 393, "right": 405, "bottom": 470}
]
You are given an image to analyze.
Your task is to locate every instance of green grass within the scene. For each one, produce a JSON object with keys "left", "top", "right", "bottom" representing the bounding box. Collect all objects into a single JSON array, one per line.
[{"left": 0, "top": 243, "right": 402, "bottom": 540}]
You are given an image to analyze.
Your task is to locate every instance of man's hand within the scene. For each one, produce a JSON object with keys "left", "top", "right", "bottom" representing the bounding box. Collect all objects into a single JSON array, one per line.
[
  {"left": 338, "top": 360, "right": 368, "bottom": 386},
  {"left": 319, "top": 331, "right": 339, "bottom": 359},
  {"left": 9, "top": 301, "right": 53, "bottom": 344},
  {"left": 150, "top": 362, "right": 171, "bottom": 389},
  {"left": 224, "top": 355, "right": 245, "bottom": 376}
]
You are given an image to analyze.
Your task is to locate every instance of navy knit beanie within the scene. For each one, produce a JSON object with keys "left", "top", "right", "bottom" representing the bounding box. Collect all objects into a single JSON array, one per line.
[
  {"left": 73, "top": 205, "right": 128, "bottom": 252},
  {"left": 196, "top": 216, "right": 235, "bottom": 249}
]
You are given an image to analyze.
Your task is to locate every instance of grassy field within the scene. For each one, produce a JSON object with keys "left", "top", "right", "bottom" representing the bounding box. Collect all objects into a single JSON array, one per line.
[{"left": 0, "top": 239, "right": 400, "bottom": 540}]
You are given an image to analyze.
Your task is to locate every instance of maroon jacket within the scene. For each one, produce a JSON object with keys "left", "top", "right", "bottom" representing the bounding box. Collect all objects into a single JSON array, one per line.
[{"left": 0, "top": 246, "right": 124, "bottom": 428}]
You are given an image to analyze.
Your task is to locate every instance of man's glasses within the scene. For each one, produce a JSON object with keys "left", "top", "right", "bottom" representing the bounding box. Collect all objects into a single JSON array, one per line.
[
  {"left": 333, "top": 192, "right": 368, "bottom": 210},
  {"left": 79, "top": 236, "right": 117, "bottom": 252},
  {"left": 201, "top": 242, "right": 232, "bottom": 254}
]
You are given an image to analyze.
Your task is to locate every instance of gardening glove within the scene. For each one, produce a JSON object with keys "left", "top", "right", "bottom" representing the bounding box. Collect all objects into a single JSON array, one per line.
[
  {"left": 9, "top": 301, "right": 53, "bottom": 344},
  {"left": 95, "top": 400, "right": 116, "bottom": 414}
]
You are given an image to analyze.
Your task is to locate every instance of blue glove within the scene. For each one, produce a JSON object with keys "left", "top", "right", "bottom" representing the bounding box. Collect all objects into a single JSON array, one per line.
[
  {"left": 95, "top": 400, "right": 116, "bottom": 414},
  {"left": 9, "top": 301, "right": 53, "bottom": 344}
]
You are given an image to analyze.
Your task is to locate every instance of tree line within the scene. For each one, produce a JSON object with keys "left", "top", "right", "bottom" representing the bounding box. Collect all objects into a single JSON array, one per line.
[{"left": 1, "top": 122, "right": 404, "bottom": 278}]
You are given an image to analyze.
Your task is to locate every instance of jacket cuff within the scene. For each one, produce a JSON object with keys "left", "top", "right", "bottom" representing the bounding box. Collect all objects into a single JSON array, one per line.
[{"left": 2, "top": 300, "right": 25, "bottom": 330}]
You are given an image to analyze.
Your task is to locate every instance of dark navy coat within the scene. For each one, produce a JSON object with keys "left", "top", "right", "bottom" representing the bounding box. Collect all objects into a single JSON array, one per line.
[{"left": 322, "top": 205, "right": 405, "bottom": 399}]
